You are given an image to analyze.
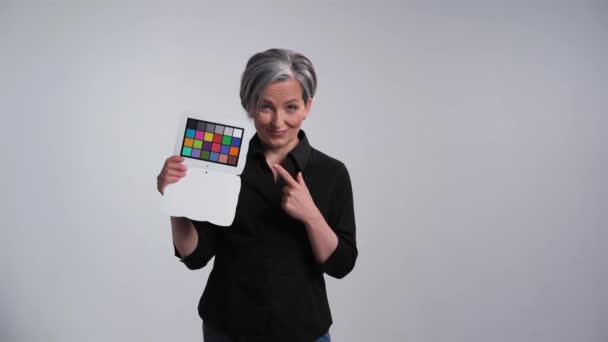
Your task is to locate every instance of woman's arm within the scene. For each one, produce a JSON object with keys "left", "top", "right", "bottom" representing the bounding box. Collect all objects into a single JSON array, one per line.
[
  {"left": 160, "top": 156, "right": 217, "bottom": 270},
  {"left": 303, "top": 214, "right": 339, "bottom": 264},
  {"left": 273, "top": 163, "right": 358, "bottom": 279},
  {"left": 171, "top": 217, "right": 219, "bottom": 270},
  {"left": 314, "top": 163, "right": 358, "bottom": 279},
  {"left": 171, "top": 216, "right": 198, "bottom": 258}
]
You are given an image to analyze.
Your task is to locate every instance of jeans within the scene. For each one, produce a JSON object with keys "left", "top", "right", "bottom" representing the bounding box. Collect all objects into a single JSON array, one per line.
[{"left": 203, "top": 321, "right": 331, "bottom": 342}]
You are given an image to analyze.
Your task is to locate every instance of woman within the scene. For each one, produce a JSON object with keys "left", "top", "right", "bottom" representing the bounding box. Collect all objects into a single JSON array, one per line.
[{"left": 157, "top": 48, "right": 358, "bottom": 342}]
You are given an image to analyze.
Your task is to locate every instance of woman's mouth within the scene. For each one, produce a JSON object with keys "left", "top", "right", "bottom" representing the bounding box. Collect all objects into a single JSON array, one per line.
[{"left": 268, "top": 129, "right": 287, "bottom": 136}]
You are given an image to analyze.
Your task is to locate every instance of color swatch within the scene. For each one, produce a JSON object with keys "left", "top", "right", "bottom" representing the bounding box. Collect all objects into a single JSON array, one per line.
[{"left": 180, "top": 118, "right": 244, "bottom": 167}]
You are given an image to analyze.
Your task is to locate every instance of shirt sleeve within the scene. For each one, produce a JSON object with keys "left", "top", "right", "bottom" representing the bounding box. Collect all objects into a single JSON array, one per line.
[
  {"left": 320, "top": 162, "right": 358, "bottom": 279},
  {"left": 173, "top": 219, "right": 220, "bottom": 270}
]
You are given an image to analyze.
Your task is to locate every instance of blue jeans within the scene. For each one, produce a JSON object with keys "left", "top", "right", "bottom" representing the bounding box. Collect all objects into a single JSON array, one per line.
[{"left": 203, "top": 321, "right": 331, "bottom": 342}]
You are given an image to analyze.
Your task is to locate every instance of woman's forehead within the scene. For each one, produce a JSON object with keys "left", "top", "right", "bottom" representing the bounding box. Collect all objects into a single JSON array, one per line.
[{"left": 263, "top": 79, "right": 302, "bottom": 102}]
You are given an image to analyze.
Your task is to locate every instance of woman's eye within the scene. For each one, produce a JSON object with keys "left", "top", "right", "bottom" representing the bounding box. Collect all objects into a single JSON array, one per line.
[
  {"left": 261, "top": 104, "right": 272, "bottom": 111},
  {"left": 288, "top": 106, "right": 298, "bottom": 111}
]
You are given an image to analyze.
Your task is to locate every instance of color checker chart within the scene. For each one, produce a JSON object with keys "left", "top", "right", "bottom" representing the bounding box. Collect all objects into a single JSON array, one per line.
[{"left": 181, "top": 118, "right": 244, "bottom": 166}]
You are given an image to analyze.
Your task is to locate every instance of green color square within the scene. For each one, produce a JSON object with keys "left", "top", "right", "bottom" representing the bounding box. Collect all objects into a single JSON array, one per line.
[
  {"left": 193, "top": 139, "right": 203, "bottom": 149},
  {"left": 222, "top": 135, "right": 232, "bottom": 145},
  {"left": 201, "top": 150, "right": 210, "bottom": 160},
  {"left": 182, "top": 146, "right": 192, "bottom": 156}
]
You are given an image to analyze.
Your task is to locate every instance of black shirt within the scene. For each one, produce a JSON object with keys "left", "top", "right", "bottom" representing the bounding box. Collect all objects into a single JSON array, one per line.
[{"left": 173, "top": 129, "right": 358, "bottom": 342}]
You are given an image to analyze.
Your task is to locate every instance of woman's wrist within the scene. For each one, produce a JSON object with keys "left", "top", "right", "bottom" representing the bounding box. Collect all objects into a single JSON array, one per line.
[{"left": 303, "top": 208, "right": 324, "bottom": 229}]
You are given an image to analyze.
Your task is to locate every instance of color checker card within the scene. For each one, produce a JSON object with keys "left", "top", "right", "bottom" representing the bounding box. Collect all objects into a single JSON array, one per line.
[{"left": 181, "top": 118, "right": 244, "bottom": 167}]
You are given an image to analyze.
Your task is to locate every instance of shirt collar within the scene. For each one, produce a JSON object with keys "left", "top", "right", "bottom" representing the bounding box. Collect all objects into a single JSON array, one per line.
[{"left": 249, "top": 129, "right": 312, "bottom": 171}]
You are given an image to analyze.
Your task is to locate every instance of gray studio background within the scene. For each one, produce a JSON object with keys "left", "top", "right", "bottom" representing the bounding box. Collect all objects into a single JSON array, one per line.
[{"left": 1, "top": 1, "right": 606, "bottom": 341}]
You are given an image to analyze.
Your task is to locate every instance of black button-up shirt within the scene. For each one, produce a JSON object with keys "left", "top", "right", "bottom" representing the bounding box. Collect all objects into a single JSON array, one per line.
[{"left": 173, "top": 129, "right": 358, "bottom": 342}]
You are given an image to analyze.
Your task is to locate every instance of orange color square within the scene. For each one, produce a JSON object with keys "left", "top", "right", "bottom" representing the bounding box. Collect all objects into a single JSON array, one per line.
[{"left": 229, "top": 146, "right": 239, "bottom": 156}]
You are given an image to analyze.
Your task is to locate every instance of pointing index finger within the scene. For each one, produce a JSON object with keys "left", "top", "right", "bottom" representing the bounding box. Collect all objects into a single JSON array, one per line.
[{"left": 273, "top": 164, "right": 298, "bottom": 187}]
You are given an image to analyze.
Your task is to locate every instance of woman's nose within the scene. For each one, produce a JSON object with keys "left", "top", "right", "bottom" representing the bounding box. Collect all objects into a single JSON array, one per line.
[{"left": 270, "top": 111, "right": 282, "bottom": 126}]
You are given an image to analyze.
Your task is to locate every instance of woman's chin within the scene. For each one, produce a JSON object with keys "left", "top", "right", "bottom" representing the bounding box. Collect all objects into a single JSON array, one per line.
[{"left": 261, "top": 135, "right": 288, "bottom": 148}]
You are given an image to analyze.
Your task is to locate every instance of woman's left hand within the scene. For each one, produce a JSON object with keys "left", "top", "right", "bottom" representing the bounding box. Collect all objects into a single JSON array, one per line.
[{"left": 273, "top": 164, "right": 321, "bottom": 224}]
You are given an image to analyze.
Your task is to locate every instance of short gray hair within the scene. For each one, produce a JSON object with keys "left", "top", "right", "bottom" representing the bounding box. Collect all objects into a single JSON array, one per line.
[{"left": 240, "top": 48, "right": 317, "bottom": 115}]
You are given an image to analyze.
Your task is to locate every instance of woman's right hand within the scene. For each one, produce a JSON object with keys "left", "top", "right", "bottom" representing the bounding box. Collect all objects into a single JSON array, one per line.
[{"left": 157, "top": 155, "right": 188, "bottom": 195}]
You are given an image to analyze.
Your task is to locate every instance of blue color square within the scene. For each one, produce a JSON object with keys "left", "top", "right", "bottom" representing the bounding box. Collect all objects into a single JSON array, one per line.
[
  {"left": 186, "top": 129, "right": 196, "bottom": 138},
  {"left": 220, "top": 144, "right": 230, "bottom": 154},
  {"left": 210, "top": 152, "right": 219, "bottom": 161},
  {"left": 231, "top": 137, "right": 241, "bottom": 147}
]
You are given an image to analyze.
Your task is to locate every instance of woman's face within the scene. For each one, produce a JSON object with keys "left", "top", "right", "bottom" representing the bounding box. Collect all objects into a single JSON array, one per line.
[{"left": 250, "top": 78, "right": 312, "bottom": 150}]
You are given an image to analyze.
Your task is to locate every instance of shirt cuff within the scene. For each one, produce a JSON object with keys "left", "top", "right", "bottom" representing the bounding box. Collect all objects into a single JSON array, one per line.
[
  {"left": 320, "top": 237, "right": 356, "bottom": 279},
  {"left": 173, "top": 227, "right": 215, "bottom": 270}
]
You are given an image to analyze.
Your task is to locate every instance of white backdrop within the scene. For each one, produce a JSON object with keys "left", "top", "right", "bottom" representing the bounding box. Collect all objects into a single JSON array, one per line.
[{"left": 1, "top": 1, "right": 606, "bottom": 341}]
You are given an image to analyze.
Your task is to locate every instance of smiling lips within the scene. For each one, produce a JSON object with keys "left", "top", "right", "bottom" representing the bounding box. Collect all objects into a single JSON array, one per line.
[{"left": 269, "top": 129, "right": 287, "bottom": 136}]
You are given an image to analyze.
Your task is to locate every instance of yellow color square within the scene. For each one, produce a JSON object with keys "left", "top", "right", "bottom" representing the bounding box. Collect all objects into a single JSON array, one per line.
[{"left": 204, "top": 132, "right": 214, "bottom": 142}]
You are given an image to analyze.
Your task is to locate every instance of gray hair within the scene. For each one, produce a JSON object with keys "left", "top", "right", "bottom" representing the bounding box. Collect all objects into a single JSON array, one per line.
[{"left": 240, "top": 48, "right": 317, "bottom": 115}]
